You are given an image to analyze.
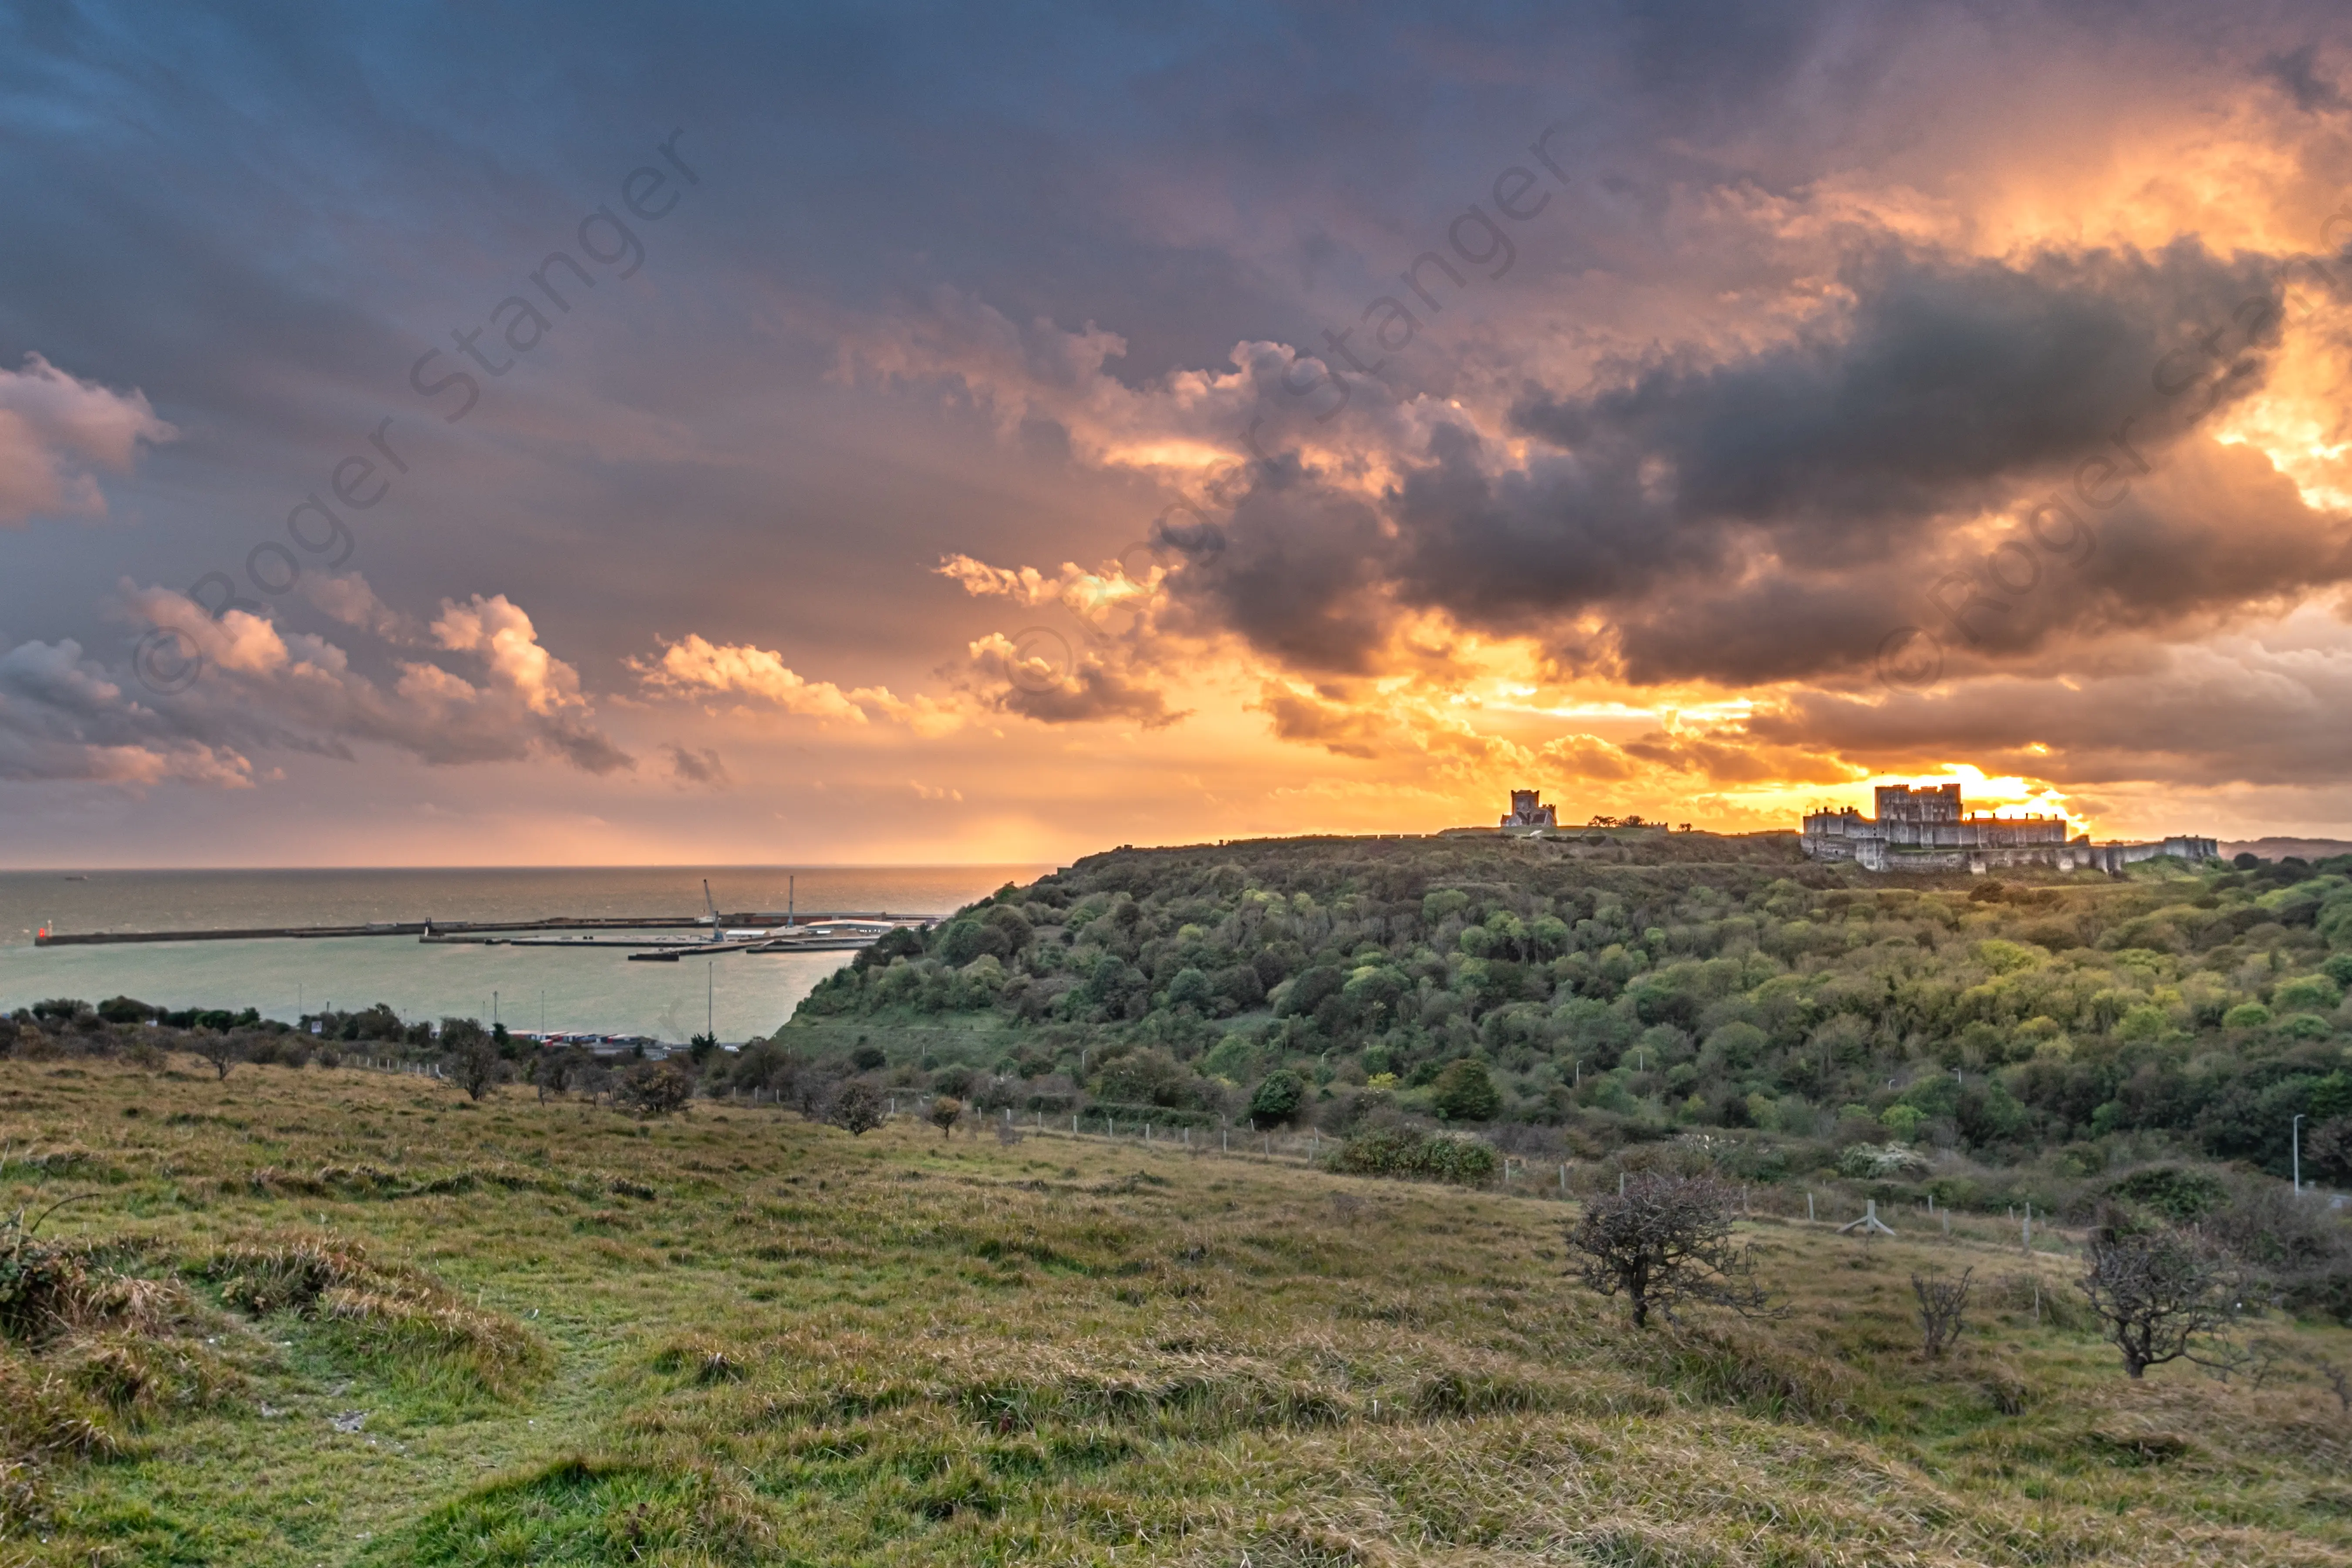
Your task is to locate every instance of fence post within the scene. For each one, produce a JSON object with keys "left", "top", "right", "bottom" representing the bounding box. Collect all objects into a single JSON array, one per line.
[{"left": 1559, "top": 1163, "right": 1567, "bottom": 1194}]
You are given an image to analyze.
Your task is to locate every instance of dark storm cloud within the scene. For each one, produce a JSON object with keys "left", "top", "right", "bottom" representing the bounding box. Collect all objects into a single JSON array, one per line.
[
  {"left": 661, "top": 742, "right": 729, "bottom": 787},
  {"left": 1513, "top": 243, "right": 2281, "bottom": 554},
  {"left": 1165, "top": 239, "right": 2339, "bottom": 684},
  {"left": 1171, "top": 476, "right": 1400, "bottom": 674},
  {"left": 1749, "top": 641, "right": 2352, "bottom": 788},
  {"left": 2260, "top": 44, "right": 2346, "bottom": 113}
]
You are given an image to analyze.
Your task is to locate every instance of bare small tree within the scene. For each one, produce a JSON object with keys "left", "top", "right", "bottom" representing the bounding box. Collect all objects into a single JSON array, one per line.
[
  {"left": 2079, "top": 1222, "right": 2241, "bottom": 1379},
  {"left": 620, "top": 1059, "right": 694, "bottom": 1118},
  {"left": 533, "top": 1045, "right": 583, "bottom": 1104},
  {"left": 1567, "top": 1171, "right": 1775, "bottom": 1329},
  {"left": 833, "top": 1081, "right": 885, "bottom": 1137},
  {"left": 1912, "top": 1268, "right": 1973, "bottom": 1358},
  {"left": 191, "top": 1031, "right": 240, "bottom": 1081},
  {"left": 452, "top": 1035, "right": 505, "bottom": 1102},
  {"left": 929, "top": 1095, "right": 964, "bottom": 1139},
  {"left": 2323, "top": 1360, "right": 2352, "bottom": 1416}
]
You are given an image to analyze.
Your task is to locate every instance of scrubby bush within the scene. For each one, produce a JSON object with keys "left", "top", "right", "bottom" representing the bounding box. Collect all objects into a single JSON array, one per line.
[
  {"left": 1326, "top": 1126, "right": 1498, "bottom": 1185},
  {"left": 620, "top": 1060, "right": 695, "bottom": 1118},
  {"left": 930, "top": 1096, "right": 963, "bottom": 1137},
  {"left": 1429, "top": 1058, "right": 1501, "bottom": 1123},
  {"left": 1246, "top": 1069, "right": 1304, "bottom": 1129},
  {"left": 833, "top": 1082, "right": 885, "bottom": 1136},
  {"left": 1838, "top": 1143, "right": 1930, "bottom": 1180}
]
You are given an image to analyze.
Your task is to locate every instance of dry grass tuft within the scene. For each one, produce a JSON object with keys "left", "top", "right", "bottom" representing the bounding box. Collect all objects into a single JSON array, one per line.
[{"left": 206, "top": 1232, "right": 544, "bottom": 1395}]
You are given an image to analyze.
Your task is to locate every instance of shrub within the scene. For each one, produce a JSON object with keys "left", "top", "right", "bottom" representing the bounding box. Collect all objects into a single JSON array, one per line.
[
  {"left": 1429, "top": 1058, "right": 1501, "bottom": 1122},
  {"left": 2106, "top": 1167, "right": 2227, "bottom": 1224},
  {"left": 620, "top": 1061, "right": 694, "bottom": 1117},
  {"left": 2276, "top": 974, "right": 2345, "bottom": 1013},
  {"left": 1246, "top": 1069, "right": 1304, "bottom": 1129},
  {"left": 1326, "top": 1126, "right": 1497, "bottom": 1185},
  {"left": 833, "top": 1082, "right": 885, "bottom": 1136},
  {"left": 1912, "top": 1269, "right": 1973, "bottom": 1358},
  {"left": 929, "top": 1096, "right": 963, "bottom": 1138},
  {"left": 1838, "top": 1143, "right": 1929, "bottom": 1180}
]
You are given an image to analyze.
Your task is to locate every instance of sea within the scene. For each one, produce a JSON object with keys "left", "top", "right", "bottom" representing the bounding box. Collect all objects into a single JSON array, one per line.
[{"left": 0, "top": 866, "right": 1051, "bottom": 1044}]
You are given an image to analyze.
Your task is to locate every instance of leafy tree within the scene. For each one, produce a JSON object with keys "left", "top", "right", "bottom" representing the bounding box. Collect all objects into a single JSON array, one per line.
[
  {"left": 1429, "top": 1058, "right": 1501, "bottom": 1123},
  {"left": 688, "top": 1032, "right": 720, "bottom": 1066},
  {"left": 1568, "top": 1173, "right": 1775, "bottom": 1329},
  {"left": 930, "top": 1095, "right": 963, "bottom": 1138},
  {"left": 1165, "top": 967, "right": 1217, "bottom": 1012},
  {"left": 1099, "top": 1047, "right": 1209, "bottom": 1110},
  {"left": 1247, "top": 1069, "right": 1304, "bottom": 1129},
  {"left": 833, "top": 1081, "right": 886, "bottom": 1136},
  {"left": 96, "top": 996, "right": 155, "bottom": 1025}
]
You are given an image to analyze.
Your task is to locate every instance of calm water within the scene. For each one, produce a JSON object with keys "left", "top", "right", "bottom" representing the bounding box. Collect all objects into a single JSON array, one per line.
[{"left": 0, "top": 867, "right": 1049, "bottom": 1042}]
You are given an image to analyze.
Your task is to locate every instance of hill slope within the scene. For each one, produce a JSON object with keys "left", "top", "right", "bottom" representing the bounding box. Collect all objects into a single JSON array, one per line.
[
  {"left": 4, "top": 1058, "right": 2352, "bottom": 1565},
  {"left": 782, "top": 831, "right": 2352, "bottom": 1187}
]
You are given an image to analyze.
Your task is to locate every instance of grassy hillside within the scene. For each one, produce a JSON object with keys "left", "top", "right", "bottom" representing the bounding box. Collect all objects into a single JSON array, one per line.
[
  {"left": 785, "top": 833, "right": 2352, "bottom": 1189},
  {"left": 4, "top": 1055, "right": 2352, "bottom": 1565}
]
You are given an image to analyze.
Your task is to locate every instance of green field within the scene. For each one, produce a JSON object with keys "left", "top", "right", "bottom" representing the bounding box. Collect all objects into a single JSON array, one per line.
[{"left": 5, "top": 1055, "right": 2352, "bottom": 1566}]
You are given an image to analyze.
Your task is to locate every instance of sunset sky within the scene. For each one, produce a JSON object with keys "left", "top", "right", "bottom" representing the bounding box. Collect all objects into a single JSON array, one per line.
[{"left": 3, "top": 1, "right": 2350, "bottom": 867}]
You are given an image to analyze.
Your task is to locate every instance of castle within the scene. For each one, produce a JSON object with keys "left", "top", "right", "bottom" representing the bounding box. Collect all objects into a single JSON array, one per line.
[
  {"left": 1500, "top": 789, "right": 1557, "bottom": 833},
  {"left": 1802, "top": 784, "right": 2217, "bottom": 874}
]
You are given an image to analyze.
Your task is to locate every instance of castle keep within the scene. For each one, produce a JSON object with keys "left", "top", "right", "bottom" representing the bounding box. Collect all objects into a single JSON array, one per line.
[
  {"left": 1802, "top": 784, "right": 2217, "bottom": 874},
  {"left": 1499, "top": 789, "right": 1558, "bottom": 833}
]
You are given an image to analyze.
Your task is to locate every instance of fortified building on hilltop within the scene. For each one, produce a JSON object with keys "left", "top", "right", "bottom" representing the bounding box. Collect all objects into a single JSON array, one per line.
[
  {"left": 1500, "top": 789, "right": 1558, "bottom": 833},
  {"left": 1802, "top": 784, "right": 2217, "bottom": 874}
]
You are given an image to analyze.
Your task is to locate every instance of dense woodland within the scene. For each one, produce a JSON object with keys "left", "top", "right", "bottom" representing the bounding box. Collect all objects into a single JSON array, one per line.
[{"left": 787, "top": 831, "right": 2352, "bottom": 1184}]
